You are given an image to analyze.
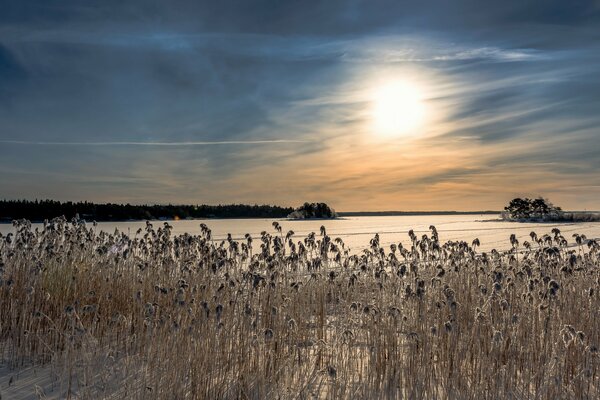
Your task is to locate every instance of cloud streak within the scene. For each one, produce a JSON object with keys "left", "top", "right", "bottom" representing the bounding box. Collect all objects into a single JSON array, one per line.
[{"left": 0, "top": 139, "right": 310, "bottom": 146}]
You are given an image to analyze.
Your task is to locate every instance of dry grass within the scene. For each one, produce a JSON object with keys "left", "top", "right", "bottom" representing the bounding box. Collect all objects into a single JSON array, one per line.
[{"left": 1, "top": 218, "right": 599, "bottom": 399}]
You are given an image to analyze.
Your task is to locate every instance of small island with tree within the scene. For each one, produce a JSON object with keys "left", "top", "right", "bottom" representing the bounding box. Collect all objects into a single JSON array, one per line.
[
  {"left": 287, "top": 202, "right": 338, "bottom": 219},
  {"left": 502, "top": 197, "right": 600, "bottom": 222}
]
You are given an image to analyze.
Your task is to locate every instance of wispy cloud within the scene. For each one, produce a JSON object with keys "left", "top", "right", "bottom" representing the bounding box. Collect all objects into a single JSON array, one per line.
[
  {"left": 3, "top": 28, "right": 547, "bottom": 64},
  {"left": 0, "top": 139, "right": 309, "bottom": 146}
]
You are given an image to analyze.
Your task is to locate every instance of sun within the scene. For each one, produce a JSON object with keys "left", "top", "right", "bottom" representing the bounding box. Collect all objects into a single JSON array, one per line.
[{"left": 371, "top": 80, "right": 426, "bottom": 138}]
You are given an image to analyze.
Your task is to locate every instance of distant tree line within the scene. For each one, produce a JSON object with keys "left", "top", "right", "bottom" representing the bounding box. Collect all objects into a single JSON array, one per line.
[{"left": 0, "top": 199, "right": 295, "bottom": 222}]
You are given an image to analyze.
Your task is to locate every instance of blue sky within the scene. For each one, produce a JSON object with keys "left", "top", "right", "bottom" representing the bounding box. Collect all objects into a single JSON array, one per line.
[{"left": 1, "top": 1, "right": 599, "bottom": 210}]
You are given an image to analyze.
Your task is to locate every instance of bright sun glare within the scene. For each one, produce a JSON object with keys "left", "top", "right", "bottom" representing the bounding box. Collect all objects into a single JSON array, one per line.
[{"left": 372, "top": 80, "right": 426, "bottom": 138}]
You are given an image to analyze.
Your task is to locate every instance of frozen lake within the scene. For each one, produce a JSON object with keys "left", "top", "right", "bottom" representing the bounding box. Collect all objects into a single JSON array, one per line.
[{"left": 2, "top": 214, "right": 599, "bottom": 253}]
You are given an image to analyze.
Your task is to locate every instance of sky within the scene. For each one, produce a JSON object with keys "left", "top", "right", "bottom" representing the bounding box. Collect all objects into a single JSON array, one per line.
[{"left": 1, "top": 0, "right": 599, "bottom": 211}]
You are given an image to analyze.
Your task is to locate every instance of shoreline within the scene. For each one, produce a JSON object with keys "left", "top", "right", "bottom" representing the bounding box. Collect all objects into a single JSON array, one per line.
[{"left": 0, "top": 211, "right": 504, "bottom": 224}]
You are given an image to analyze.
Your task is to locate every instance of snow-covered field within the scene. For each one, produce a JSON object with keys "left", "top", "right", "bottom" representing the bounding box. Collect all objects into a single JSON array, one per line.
[{"left": 2, "top": 216, "right": 600, "bottom": 399}]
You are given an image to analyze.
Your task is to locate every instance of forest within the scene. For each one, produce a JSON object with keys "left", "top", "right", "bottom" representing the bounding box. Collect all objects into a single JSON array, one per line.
[{"left": 0, "top": 199, "right": 294, "bottom": 222}]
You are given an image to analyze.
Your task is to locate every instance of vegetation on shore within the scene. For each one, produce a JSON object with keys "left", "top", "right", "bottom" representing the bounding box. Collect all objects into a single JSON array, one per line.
[
  {"left": 287, "top": 202, "right": 338, "bottom": 219},
  {"left": 502, "top": 197, "right": 600, "bottom": 222},
  {"left": 1, "top": 218, "right": 599, "bottom": 398},
  {"left": 0, "top": 199, "right": 294, "bottom": 222},
  {"left": 1, "top": 199, "right": 517, "bottom": 224}
]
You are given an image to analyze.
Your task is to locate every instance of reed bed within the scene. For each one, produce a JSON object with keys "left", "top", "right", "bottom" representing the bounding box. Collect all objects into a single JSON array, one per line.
[{"left": 1, "top": 218, "right": 599, "bottom": 399}]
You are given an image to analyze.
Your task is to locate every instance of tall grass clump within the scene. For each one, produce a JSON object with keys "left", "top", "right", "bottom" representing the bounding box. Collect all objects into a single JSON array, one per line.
[{"left": 1, "top": 217, "right": 599, "bottom": 399}]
